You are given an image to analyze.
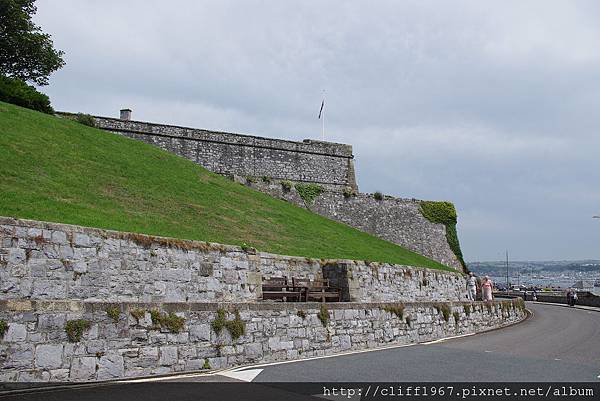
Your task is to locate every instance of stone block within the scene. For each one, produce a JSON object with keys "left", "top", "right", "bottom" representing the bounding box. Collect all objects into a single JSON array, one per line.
[
  {"left": 73, "top": 233, "right": 90, "bottom": 247},
  {"left": 159, "top": 346, "right": 178, "bottom": 366},
  {"left": 35, "top": 344, "right": 63, "bottom": 369},
  {"left": 4, "top": 323, "right": 27, "bottom": 342},
  {"left": 189, "top": 324, "right": 211, "bottom": 342},
  {"left": 97, "top": 352, "right": 124, "bottom": 380}
]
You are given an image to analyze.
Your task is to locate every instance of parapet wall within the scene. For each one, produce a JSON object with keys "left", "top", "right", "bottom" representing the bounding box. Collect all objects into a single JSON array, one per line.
[
  {"left": 0, "top": 217, "right": 466, "bottom": 303},
  {"left": 85, "top": 115, "right": 357, "bottom": 189},
  {"left": 0, "top": 300, "right": 526, "bottom": 382}
]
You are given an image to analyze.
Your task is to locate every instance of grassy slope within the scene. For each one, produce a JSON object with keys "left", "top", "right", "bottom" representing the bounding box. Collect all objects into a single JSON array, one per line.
[{"left": 0, "top": 101, "right": 452, "bottom": 271}]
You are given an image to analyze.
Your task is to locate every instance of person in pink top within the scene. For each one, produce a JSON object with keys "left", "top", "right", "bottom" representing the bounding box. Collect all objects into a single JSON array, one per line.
[{"left": 481, "top": 276, "right": 493, "bottom": 301}]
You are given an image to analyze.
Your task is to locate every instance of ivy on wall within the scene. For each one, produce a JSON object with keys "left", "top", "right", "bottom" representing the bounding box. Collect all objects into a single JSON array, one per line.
[
  {"left": 294, "top": 183, "right": 323, "bottom": 207},
  {"left": 419, "top": 201, "right": 466, "bottom": 270}
]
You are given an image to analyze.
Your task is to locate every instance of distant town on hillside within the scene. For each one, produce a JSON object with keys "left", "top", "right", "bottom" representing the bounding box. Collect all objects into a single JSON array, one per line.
[{"left": 468, "top": 260, "right": 600, "bottom": 293}]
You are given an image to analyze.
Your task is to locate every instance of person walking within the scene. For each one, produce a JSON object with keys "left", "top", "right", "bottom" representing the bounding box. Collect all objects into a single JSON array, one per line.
[
  {"left": 566, "top": 288, "right": 574, "bottom": 306},
  {"left": 482, "top": 276, "right": 493, "bottom": 302},
  {"left": 466, "top": 272, "right": 477, "bottom": 301}
]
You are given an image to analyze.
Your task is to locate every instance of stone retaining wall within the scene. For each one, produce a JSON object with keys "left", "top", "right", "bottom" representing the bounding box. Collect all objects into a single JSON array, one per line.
[
  {"left": 246, "top": 180, "right": 463, "bottom": 270},
  {"left": 0, "top": 299, "right": 526, "bottom": 382},
  {"left": 0, "top": 217, "right": 467, "bottom": 303}
]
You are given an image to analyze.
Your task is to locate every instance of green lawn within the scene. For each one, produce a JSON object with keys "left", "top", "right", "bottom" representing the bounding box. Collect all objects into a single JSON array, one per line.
[{"left": 0, "top": 101, "right": 453, "bottom": 271}]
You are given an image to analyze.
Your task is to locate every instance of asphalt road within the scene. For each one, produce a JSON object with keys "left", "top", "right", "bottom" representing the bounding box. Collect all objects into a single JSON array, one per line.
[{"left": 3, "top": 302, "right": 599, "bottom": 401}]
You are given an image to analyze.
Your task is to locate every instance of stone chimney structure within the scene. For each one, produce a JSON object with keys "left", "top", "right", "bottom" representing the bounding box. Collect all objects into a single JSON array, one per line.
[{"left": 119, "top": 108, "right": 132, "bottom": 120}]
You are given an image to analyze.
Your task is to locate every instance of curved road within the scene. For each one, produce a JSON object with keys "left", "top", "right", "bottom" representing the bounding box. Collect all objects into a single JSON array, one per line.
[{"left": 3, "top": 303, "right": 600, "bottom": 401}]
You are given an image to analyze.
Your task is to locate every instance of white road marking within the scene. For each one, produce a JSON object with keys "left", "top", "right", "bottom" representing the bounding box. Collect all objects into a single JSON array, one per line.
[
  {"left": 220, "top": 368, "right": 263, "bottom": 382},
  {"left": 554, "top": 358, "right": 561, "bottom": 361},
  {"left": 484, "top": 350, "right": 493, "bottom": 353},
  {"left": 121, "top": 371, "right": 223, "bottom": 383}
]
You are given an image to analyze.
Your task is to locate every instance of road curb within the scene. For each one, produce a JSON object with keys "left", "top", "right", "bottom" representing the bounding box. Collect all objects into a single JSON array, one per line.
[{"left": 531, "top": 301, "right": 600, "bottom": 313}]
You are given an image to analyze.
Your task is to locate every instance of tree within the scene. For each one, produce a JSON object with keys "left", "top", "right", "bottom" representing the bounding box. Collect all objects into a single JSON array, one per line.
[{"left": 0, "top": 0, "right": 65, "bottom": 86}]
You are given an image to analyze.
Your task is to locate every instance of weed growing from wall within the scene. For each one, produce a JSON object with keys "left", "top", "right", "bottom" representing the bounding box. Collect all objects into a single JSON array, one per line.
[
  {"left": 211, "top": 308, "right": 246, "bottom": 340},
  {"left": 318, "top": 304, "right": 330, "bottom": 327},
  {"left": 150, "top": 310, "right": 185, "bottom": 333},
  {"left": 0, "top": 320, "right": 8, "bottom": 338},
  {"left": 105, "top": 305, "right": 121, "bottom": 323},
  {"left": 434, "top": 303, "right": 451, "bottom": 322},
  {"left": 419, "top": 201, "right": 466, "bottom": 270},
  {"left": 261, "top": 176, "right": 272, "bottom": 183},
  {"left": 202, "top": 359, "right": 211, "bottom": 370},
  {"left": 342, "top": 186, "right": 356, "bottom": 198},
  {"left": 65, "top": 319, "right": 91, "bottom": 342},
  {"left": 130, "top": 308, "right": 145, "bottom": 321},
  {"left": 382, "top": 304, "right": 405, "bottom": 320},
  {"left": 463, "top": 304, "right": 471, "bottom": 316},
  {"left": 295, "top": 183, "right": 323, "bottom": 207},
  {"left": 373, "top": 191, "right": 383, "bottom": 201},
  {"left": 297, "top": 310, "right": 307, "bottom": 319},
  {"left": 453, "top": 311, "right": 460, "bottom": 326},
  {"left": 281, "top": 180, "right": 293, "bottom": 191},
  {"left": 405, "top": 315, "right": 412, "bottom": 327}
]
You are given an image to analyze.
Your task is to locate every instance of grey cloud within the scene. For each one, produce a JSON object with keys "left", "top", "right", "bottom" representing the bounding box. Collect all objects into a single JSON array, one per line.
[{"left": 33, "top": 0, "right": 600, "bottom": 261}]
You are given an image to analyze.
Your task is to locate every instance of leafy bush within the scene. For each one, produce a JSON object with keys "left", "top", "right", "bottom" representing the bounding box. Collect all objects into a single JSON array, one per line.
[
  {"left": 295, "top": 183, "right": 324, "bottom": 206},
  {"left": 373, "top": 191, "right": 383, "bottom": 200},
  {"left": 419, "top": 201, "right": 466, "bottom": 270},
  {"left": 261, "top": 176, "right": 272, "bottom": 183},
  {"left": 75, "top": 113, "right": 95, "bottom": 127},
  {"left": 245, "top": 176, "right": 256, "bottom": 184},
  {"left": 65, "top": 319, "right": 91, "bottom": 342},
  {"left": 0, "top": 75, "right": 53, "bottom": 114}
]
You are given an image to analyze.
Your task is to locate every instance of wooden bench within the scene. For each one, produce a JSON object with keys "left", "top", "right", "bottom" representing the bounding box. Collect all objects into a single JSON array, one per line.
[
  {"left": 292, "top": 278, "right": 341, "bottom": 302},
  {"left": 261, "top": 277, "right": 302, "bottom": 302}
]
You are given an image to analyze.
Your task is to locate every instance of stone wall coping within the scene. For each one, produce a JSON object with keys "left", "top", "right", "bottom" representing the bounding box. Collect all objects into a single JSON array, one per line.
[
  {"left": 0, "top": 216, "right": 464, "bottom": 276},
  {"left": 0, "top": 299, "right": 509, "bottom": 313}
]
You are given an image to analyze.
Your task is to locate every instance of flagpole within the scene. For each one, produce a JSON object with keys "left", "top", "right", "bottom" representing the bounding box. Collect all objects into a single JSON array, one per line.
[
  {"left": 322, "top": 106, "right": 325, "bottom": 141},
  {"left": 321, "top": 90, "right": 325, "bottom": 141}
]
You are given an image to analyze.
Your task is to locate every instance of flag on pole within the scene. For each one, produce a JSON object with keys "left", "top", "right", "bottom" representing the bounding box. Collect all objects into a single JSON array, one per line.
[{"left": 318, "top": 99, "right": 324, "bottom": 119}]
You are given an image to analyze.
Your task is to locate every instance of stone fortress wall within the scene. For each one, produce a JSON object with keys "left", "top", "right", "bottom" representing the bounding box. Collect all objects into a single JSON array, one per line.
[
  {"left": 64, "top": 112, "right": 463, "bottom": 270},
  {"left": 90, "top": 115, "right": 357, "bottom": 190},
  {"left": 0, "top": 217, "right": 525, "bottom": 382}
]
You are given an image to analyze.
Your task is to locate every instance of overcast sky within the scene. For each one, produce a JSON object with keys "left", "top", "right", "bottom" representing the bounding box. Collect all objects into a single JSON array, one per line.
[{"left": 34, "top": 0, "right": 600, "bottom": 262}]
